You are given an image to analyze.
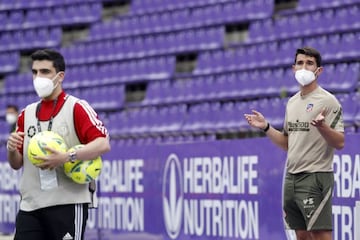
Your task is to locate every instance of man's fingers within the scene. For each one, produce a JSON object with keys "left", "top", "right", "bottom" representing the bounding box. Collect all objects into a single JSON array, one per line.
[
  {"left": 251, "top": 109, "right": 259, "bottom": 115},
  {"left": 320, "top": 107, "right": 327, "bottom": 116},
  {"left": 43, "top": 146, "right": 57, "bottom": 154}
]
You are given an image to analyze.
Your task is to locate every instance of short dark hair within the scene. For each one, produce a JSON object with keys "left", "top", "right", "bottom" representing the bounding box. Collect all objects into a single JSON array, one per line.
[
  {"left": 31, "top": 49, "right": 66, "bottom": 72},
  {"left": 7, "top": 104, "right": 18, "bottom": 112},
  {"left": 295, "top": 47, "right": 322, "bottom": 67}
]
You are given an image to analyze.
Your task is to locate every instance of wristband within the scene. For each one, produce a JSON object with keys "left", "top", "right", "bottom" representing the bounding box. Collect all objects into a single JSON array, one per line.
[{"left": 263, "top": 122, "right": 270, "bottom": 132}]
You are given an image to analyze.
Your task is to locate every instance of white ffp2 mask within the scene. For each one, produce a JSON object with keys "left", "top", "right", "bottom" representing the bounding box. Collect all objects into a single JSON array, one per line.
[
  {"left": 33, "top": 73, "right": 60, "bottom": 98},
  {"left": 295, "top": 69, "right": 318, "bottom": 86},
  {"left": 6, "top": 113, "right": 17, "bottom": 125}
]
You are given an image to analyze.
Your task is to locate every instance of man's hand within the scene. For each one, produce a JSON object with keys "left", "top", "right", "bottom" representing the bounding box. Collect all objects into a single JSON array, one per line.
[
  {"left": 311, "top": 108, "right": 326, "bottom": 127},
  {"left": 244, "top": 110, "right": 268, "bottom": 130},
  {"left": 35, "top": 146, "right": 68, "bottom": 170},
  {"left": 7, "top": 132, "right": 24, "bottom": 152}
]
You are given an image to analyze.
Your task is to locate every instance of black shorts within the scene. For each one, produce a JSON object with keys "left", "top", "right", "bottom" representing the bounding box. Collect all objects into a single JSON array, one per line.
[
  {"left": 14, "top": 203, "right": 88, "bottom": 240},
  {"left": 283, "top": 172, "right": 333, "bottom": 231}
]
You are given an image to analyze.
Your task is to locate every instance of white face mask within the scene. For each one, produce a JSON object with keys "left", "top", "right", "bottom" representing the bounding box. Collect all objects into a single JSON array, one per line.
[
  {"left": 295, "top": 68, "right": 318, "bottom": 86},
  {"left": 33, "top": 73, "right": 60, "bottom": 98},
  {"left": 6, "top": 113, "right": 17, "bottom": 125}
]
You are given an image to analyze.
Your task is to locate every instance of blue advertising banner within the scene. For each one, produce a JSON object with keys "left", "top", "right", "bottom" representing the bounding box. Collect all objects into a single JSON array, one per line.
[{"left": 0, "top": 134, "right": 359, "bottom": 239}]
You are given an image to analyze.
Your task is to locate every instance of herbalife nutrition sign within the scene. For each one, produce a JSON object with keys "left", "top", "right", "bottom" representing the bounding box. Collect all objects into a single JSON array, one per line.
[
  {"left": 163, "top": 153, "right": 260, "bottom": 239},
  {"left": 1, "top": 136, "right": 359, "bottom": 239}
]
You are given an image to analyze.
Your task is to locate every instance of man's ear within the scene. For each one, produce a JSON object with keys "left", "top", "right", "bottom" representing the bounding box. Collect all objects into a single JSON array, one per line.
[
  {"left": 315, "top": 67, "right": 323, "bottom": 76},
  {"left": 58, "top": 71, "right": 65, "bottom": 83}
]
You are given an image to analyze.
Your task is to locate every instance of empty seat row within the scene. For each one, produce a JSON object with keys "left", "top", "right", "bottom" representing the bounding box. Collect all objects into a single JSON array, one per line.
[
  {"left": 195, "top": 31, "right": 360, "bottom": 74},
  {"left": 336, "top": 92, "right": 360, "bottom": 127},
  {"left": 3, "top": 92, "right": 38, "bottom": 112},
  {"left": 109, "top": 134, "right": 216, "bottom": 149},
  {"left": 64, "top": 57, "right": 175, "bottom": 83},
  {"left": 66, "top": 85, "right": 124, "bottom": 111},
  {"left": 106, "top": 92, "right": 360, "bottom": 138},
  {"left": 145, "top": 62, "right": 359, "bottom": 104},
  {"left": 0, "top": 94, "right": 5, "bottom": 117},
  {"left": 249, "top": 4, "right": 359, "bottom": 42},
  {"left": 0, "top": 28, "right": 61, "bottom": 52},
  {"left": 0, "top": 52, "right": 19, "bottom": 74},
  {"left": 64, "top": 27, "right": 224, "bottom": 64},
  {"left": 4, "top": 57, "right": 175, "bottom": 95},
  {"left": 6, "top": 61, "right": 358, "bottom": 108},
  {"left": 89, "top": 0, "right": 272, "bottom": 39},
  {"left": 2, "top": 84, "right": 123, "bottom": 113},
  {"left": 297, "top": 0, "right": 360, "bottom": 11},
  {"left": 107, "top": 104, "right": 187, "bottom": 136},
  {"left": 3, "top": 72, "right": 32, "bottom": 93},
  {"left": 0, "top": 0, "right": 98, "bottom": 11},
  {"left": 0, "top": 120, "right": 11, "bottom": 140},
  {"left": 105, "top": 98, "right": 288, "bottom": 137},
  {"left": 321, "top": 63, "right": 359, "bottom": 92},
  {"left": 0, "top": 3, "right": 101, "bottom": 31},
  {"left": 131, "top": 0, "right": 232, "bottom": 15}
]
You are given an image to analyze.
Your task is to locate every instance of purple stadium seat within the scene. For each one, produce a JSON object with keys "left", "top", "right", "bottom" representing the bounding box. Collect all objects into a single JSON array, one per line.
[
  {"left": 216, "top": 102, "right": 235, "bottom": 131},
  {"left": 337, "top": 93, "right": 358, "bottom": 127},
  {"left": 273, "top": 16, "right": 288, "bottom": 39},
  {"left": 51, "top": 6, "right": 67, "bottom": 25},
  {"left": 7, "top": 11, "right": 24, "bottom": 29},
  {"left": 285, "top": 15, "right": 301, "bottom": 38},
  {"left": 270, "top": 98, "right": 287, "bottom": 129},
  {"left": 182, "top": 103, "right": 201, "bottom": 132},
  {"left": 248, "top": 20, "right": 263, "bottom": 42},
  {"left": 0, "top": 52, "right": 19, "bottom": 73},
  {"left": 189, "top": 102, "right": 215, "bottom": 133},
  {"left": 188, "top": 76, "right": 205, "bottom": 101},
  {"left": 156, "top": 104, "right": 185, "bottom": 133},
  {"left": 340, "top": 32, "right": 359, "bottom": 58},
  {"left": 353, "top": 92, "right": 360, "bottom": 127},
  {"left": 281, "top": 67, "right": 298, "bottom": 95},
  {"left": 338, "top": 62, "right": 359, "bottom": 91},
  {"left": 22, "top": 29, "right": 38, "bottom": 49},
  {"left": 86, "top": 3, "right": 102, "bottom": 22},
  {"left": 107, "top": 112, "right": 126, "bottom": 135},
  {"left": 259, "top": 69, "right": 276, "bottom": 96},
  {"left": 24, "top": 9, "right": 43, "bottom": 28},
  {"left": 305, "top": 11, "right": 321, "bottom": 35},
  {"left": 320, "top": 63, "right": 336, "bottom": 91},
  {"left": 347, "top": 4, "right": 360, "bottom": 29},
  {"left": 237, "top": 101, "right": 254, "bottom": 131},
  {"left": 297, "top": 0, "right": 318, "bottom": 10},
  {"left": 172, "top": 9, "right": 189, "bottom": 29},
  {"left": 328, "top": 33, "right": 344, "bottom": 59},
  {"left": 0, "top": 12, "right": 7, "bottom": 30},
  {"left": 144, "top": 80, "right": 166, "bottom": 104},
  {"left": 143, "top": 106, "right": 161, "bottom": 135},
  {"left": 194, "top": 51, "right": 211, "bottom": 74}
]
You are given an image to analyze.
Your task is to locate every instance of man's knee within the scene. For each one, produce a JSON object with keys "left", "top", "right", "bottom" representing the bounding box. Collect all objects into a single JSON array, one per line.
[
  {"left": 311, "top": 230, "right": 332, "bottom": 240},
  {"left": 296, "top": 230, "right": 312, "bottom": 240}
]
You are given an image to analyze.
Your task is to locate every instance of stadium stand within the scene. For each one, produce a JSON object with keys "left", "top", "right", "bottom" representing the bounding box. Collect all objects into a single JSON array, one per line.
[{"left": 0, "top": 0, "right": 359, "bottom": 145}]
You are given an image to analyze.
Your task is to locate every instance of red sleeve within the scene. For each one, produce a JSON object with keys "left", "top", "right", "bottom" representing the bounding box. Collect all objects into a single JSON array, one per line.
[
  {"left": 16, "top": 109, "right": 25, "bottom": 154},
  {"left": 73, "top": 100, "right": 108, "bottom": 144}
]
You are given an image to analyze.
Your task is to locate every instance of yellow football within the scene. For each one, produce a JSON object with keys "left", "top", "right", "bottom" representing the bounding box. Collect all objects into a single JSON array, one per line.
[
  {"left": 63, "top": 144, "right": 102, "bottom": 184},
  {"left": 27, "top": 131, "right": 68, "bottom": 165}
]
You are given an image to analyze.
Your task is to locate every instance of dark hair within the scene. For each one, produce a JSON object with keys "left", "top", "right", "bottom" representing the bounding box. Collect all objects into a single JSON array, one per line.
[
  {"left": 295, "top": 47, "right": 322, "bottom": 67},
  {"left": 7, "top": 104, "right": 18, "bottom": 112},
  {"left": 31, "top": 49, "right": 66, "bottom": 72}
]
